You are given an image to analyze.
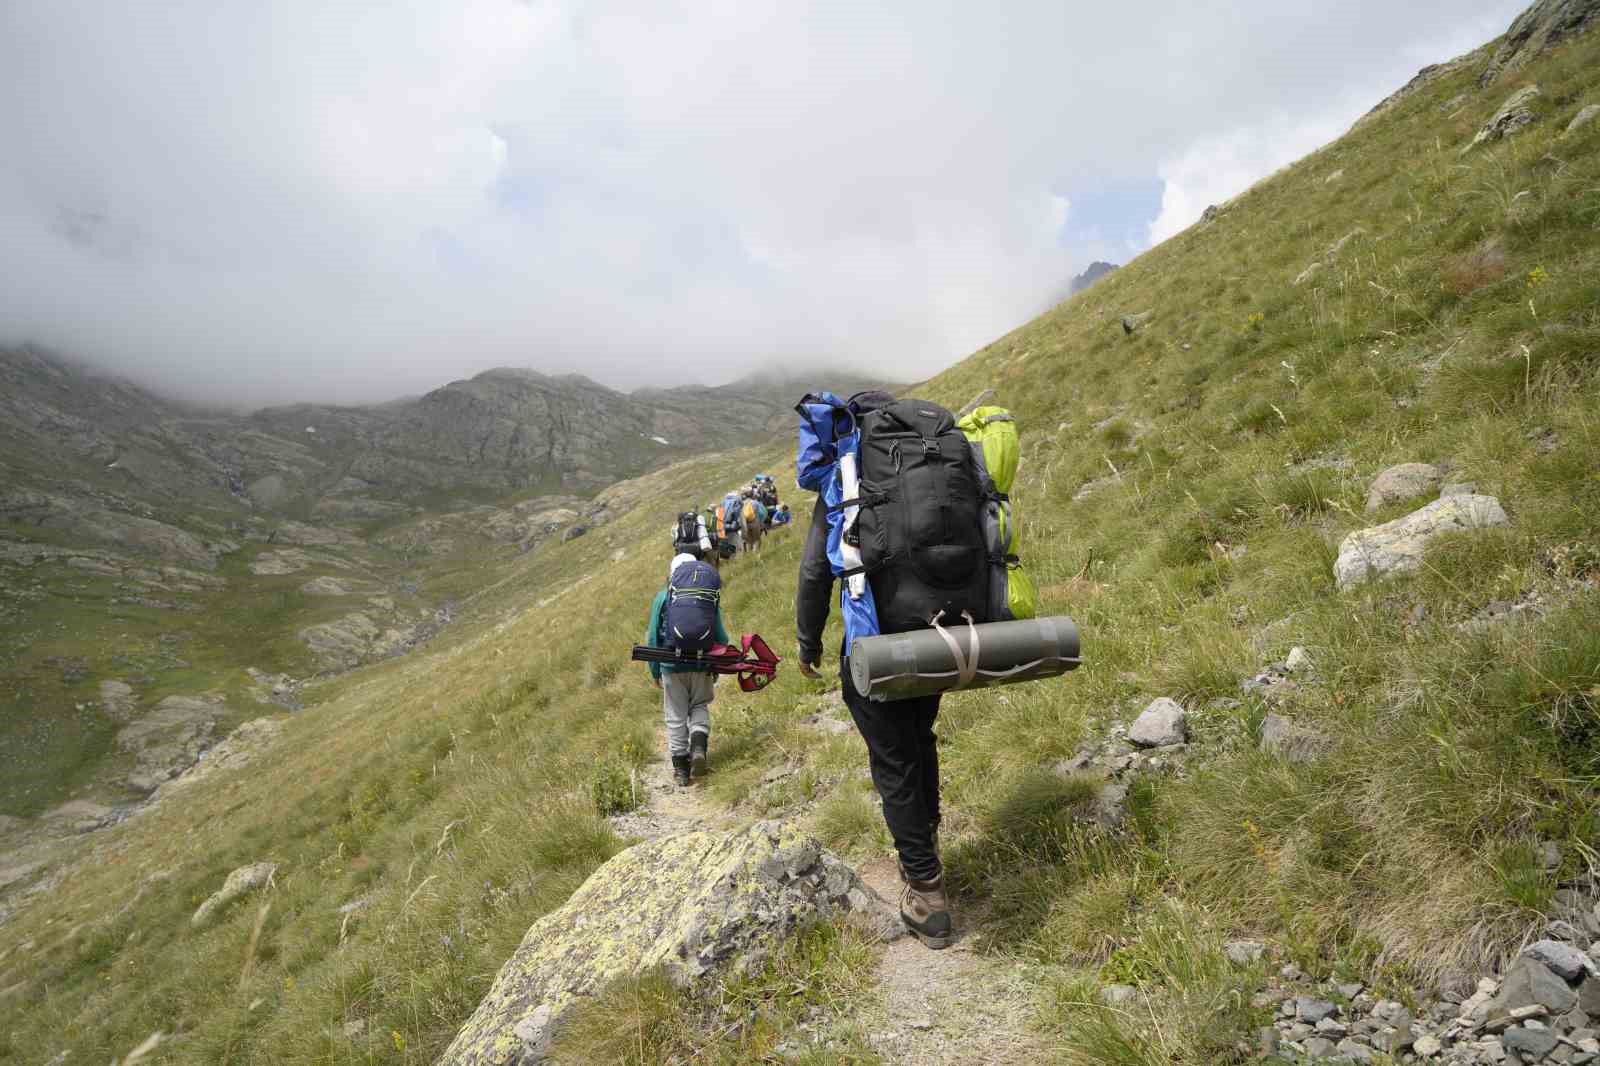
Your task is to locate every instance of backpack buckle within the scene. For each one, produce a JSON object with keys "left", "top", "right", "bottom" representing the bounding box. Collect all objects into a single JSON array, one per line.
[{"left": 921, "top": 438, "right": 940, "bottom": 455}]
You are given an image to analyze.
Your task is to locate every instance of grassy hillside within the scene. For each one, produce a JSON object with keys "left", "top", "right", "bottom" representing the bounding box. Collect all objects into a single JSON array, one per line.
[{"left": 3, "top": 21, "right": 1600, "bottom": 1066}]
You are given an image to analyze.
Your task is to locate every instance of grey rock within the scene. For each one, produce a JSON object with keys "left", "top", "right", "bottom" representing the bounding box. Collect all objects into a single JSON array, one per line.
[
  {"left": 1304, "top": 1036, "right": 1338, "bottom": 1057},
  {"left": 1499, "top": 956, "right": 1578, "bottom": 1015},
  {"left": 1102, "top": 984, "right": 1138, "bottom": 1007},
  {"left": 1466, "top": 85, "right": 1542, "bottom": 151},
  {"left": 299, "top": 576, "right": 351, "bottom": 596},
  {"left": 1334, "top": 495, "right": 1511, "bottom": 589},
  {"left": 1414, "top": 1032, "right": 1444, "bottom": 1057},
  {"left": 1325, "top": 228, "right": 1366, "bottom": 261},
  {"left": 1129, "top": 698, "right": 1187, "bottom": 747},
  {"left": 1441, "top": 482, "right": 1478, "bottom": 497},
  {"left": 1284, "top": 646, "right": 1314, "bottom": 674},
  {"left": 1372, "top": 1022, "right": 1413, "bottom": 1053},
  {"left": 1576, "top": 971, "right": 1600, "bottom": 1017},
  {"left": 1298, "top": 997, "right": 1340, "bottom": 1024},
  {"left": 1365, "top": 462, "right": 1445, "bottom": 514},
  {"left": 1200, "top": 204, "right": 1221, "bottom": 223},
  {"left": 1260, "top": 713, "right": 1335, "bottom": 763},
  {"left": 1225, "top": 939, "right": 1267, "bottom": 965},
  {"left": 436, "top": 822, "right": 899, "bottom": 1066},
  {"left": 1258, "top": 1027, "right": 1281, "bottom": 1055},
  {"left": 1335, "top": 1037, "right": 1376, "bottom": 1062},
  {"left": 1480, "top": 0, "right": 1600, "bottom": 87},
  {"left": 1092, "top": 783, "right": 1129, "bottom": 829},
  {"left": 1548, "top": 920, "right": 1586, "bottom": 945},
  {"left": 1316, "top": 1016, "right": 1350, "bottom": 1037},
  {"left": 99, "top": 679, "right": 137, "bottom": 720},
  {"left": 1526, "top": 939, "right": 1590, "bottom": 981},
  {"left": 192, "top": 862, "right": 276, "bottom": 927},
  {"left": 1121, "top": 311, "right": 1154, "bottom": 335},
  {"left": 1569, "top": 104, "right": 1600, "bottom": 134},
  {"left": 118, "top": 695, "right": 220, "bottom": 795},
  {"left": 1503, "top": 1023, "right": 1560, "bottom": 1059}
]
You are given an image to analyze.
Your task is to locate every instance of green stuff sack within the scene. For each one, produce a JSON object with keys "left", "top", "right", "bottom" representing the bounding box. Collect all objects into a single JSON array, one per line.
[{"left": 957, "top": 406, "right": 1037, "bottom": 620}]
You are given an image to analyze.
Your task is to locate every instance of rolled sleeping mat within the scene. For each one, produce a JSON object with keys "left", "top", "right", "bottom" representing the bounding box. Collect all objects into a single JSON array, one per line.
[{"left": 849, "top": 615, "right": 1080, "bottom": 702}]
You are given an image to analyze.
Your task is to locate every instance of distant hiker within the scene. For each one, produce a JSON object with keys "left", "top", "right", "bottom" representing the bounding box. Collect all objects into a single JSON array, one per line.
[
  {"left": 754, "top": 473, "right": 779, "bottom": 515},
  {"left": 671, "top": 509, "right": 713, "bottom": 561},
  {"left": 719, "top": 491, "right": 744, "bottom": 555},
  {"left": 770, "top": 503, "right": 793, "bottom": 528},
  {"left": 643, "top": 552, "right": 729, "bottom": 786},
  {"left": 740, "top": 492, "right": 769, "bottom": 553},
  {"left": 795, "top": 389, "right": 977, "bottom": 950}
]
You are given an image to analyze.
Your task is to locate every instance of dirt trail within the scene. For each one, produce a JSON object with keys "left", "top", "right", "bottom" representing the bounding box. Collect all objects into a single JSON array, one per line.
[
  {"left": 616, "top": 734, "right": 1050, "bottom": 1065},
  {"left": 604, "top": 739, "right": 737, "bottom": 842},
  {"left": 852, "top": 857, "right": 1051, "bottom": 1065}
]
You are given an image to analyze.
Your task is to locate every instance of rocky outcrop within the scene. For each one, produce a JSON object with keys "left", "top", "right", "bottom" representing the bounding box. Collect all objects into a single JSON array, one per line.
[
  {"left": 191, "top": 862, "right": 275, "bottom": 927},
  {"left": 299, "top": 613, "right": 383, "bottom": 670},
  {"left": 117, "top": 695, "right": 221, "bottom": 794},
  {"left": 437, "top": 821, "right": 898, "bottom": 1066},
  {"left": 152, "top": 717, "right": 283, "bottom": 802},
  {"left": 1479, "top": 0, "right": 1600, "bottom": 86},
  {"left": 1466, "top": 85, "right": 1543, "bottom": 150},
  {"left": 1352, "top": 50, "right": 1483, "bottom": 130},
  {"left": 1334, "top": 495, "right": 1511, "bottom": 590},
  {"left": 1121, "top": 311, "right": 1155, "bottom": 335}
]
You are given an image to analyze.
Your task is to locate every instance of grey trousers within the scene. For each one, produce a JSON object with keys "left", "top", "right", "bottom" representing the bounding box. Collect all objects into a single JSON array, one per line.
[{"left": 662, "top": 670, "right": 713, "bottom": 756}]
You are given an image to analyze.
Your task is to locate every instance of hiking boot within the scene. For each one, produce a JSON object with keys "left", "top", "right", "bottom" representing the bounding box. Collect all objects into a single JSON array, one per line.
[
  {"left": 901, "top": 875, "right": 952, "bottom": 949},
  {"left": 671, "top": 754, "right": 691, "bottom": 787},
  {"left": 689, "top": 731, "right": 709, "bottom": 777}
]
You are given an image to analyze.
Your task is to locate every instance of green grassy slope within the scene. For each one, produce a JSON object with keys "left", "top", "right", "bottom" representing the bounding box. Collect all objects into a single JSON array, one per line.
[{"left": 3, "top": 25, "right": 1600, "bottom": 1066}]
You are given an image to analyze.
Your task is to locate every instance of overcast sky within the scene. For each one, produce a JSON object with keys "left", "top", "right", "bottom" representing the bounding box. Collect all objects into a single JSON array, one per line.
[{"left": 0, "top": 1, "right": 1525, "bottom": 408}]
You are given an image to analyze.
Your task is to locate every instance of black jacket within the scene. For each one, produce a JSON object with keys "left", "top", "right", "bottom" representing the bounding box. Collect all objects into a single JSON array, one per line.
[{"left": 795, "top": 493, "right": 834, "bottom": 664}]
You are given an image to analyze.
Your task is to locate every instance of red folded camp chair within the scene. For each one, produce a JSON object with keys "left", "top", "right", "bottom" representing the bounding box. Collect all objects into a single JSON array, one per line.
[
  {"left": 707, "top": 633, "right": 781, "bottom": 692},
  {"left": 630, "top": 633, "right": 782, "bottom": 692}
]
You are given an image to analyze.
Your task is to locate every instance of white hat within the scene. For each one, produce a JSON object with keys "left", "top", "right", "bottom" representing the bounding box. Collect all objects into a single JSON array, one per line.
[{"left": 669, "top": 552, "right": 698, "bottom": 579}]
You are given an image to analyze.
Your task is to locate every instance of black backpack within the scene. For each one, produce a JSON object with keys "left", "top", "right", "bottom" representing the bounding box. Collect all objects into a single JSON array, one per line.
[
  {"left": 854, "top": 399, "right": 991, "bottom": 634},
  {"left": 665, "top": 560, "right": 722, "bottom": 653},
  {"left": 672, "top": 511, "right": 702, "bottom": 556}
]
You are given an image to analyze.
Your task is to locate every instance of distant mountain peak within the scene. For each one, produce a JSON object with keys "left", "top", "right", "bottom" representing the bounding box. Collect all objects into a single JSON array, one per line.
[{"left": 1069, "top": 261, "right": 1119, "bottom": 295}]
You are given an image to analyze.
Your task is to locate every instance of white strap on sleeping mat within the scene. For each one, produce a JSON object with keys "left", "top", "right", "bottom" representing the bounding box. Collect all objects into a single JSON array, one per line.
[{"left": 930, "top": 610, "right": 981, "bottom": 688}]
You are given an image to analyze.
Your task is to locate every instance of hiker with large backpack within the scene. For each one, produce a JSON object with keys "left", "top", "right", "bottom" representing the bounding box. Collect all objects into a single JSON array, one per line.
[
  {"left": 671, "top": 509, "right": 714, "bottom": 562},
  {"left": 718, "top": 491, "right": 744, "bottom": 555},
  {"left": 792, "top": 389, "right": 1062, "bottom": 950},
  {"left": 739, "top": 490, "right": 769, "bottom": 554},
  {"left": 642, "top": 553, "right": 729, "bottom": 785}
]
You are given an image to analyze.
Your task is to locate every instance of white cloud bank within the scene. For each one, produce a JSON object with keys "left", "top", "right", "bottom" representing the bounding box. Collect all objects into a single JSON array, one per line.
[{"left": 0, "top": 0, "right": 1528, "bottom": 405}]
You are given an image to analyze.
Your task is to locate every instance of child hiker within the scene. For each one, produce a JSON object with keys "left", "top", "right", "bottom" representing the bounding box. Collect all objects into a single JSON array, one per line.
[{"left": 643, "top": 552, "right": 729, "bottom": 785}]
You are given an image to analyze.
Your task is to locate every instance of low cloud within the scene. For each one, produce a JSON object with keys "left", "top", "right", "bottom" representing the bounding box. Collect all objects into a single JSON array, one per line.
[{"left": 0, "top": 0, "right": 1526, "bottom": 407}]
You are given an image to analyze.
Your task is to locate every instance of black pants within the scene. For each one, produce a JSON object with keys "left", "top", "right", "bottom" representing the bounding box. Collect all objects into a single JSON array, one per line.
[{"left": 841, "top": 658, "right": 942, "bottom": 883}]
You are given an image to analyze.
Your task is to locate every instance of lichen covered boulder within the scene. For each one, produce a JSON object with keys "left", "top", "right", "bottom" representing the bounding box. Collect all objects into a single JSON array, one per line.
[{"left": 437, "top": 821, "right": 899, "bottom": 1066}]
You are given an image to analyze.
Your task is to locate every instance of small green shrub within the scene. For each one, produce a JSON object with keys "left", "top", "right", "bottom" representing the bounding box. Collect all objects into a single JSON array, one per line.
[{"left": 589, "top": 758, "right": 642, "bottom": 816}]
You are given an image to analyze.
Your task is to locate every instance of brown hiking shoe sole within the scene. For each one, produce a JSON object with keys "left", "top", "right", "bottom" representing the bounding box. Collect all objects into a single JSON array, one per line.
[{"left": 902, "top": 913, "right": 952, "bottom": 949}]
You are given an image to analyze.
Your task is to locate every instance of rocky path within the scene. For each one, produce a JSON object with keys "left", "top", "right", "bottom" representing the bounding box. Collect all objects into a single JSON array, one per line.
[
  {"left": 613, "top": 736, "right": 1050, "bottom": 1065},
  {"left": 603, "top": 740, "right": 738, "bottom": 842},
  {"left": 852, "top": 856, "right": 1051, "bottom": 1066}
]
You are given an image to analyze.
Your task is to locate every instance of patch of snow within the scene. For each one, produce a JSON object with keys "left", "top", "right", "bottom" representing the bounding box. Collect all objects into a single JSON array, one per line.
[{"left": 650, "top": 436, "right": 671, "bottom": 446}]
